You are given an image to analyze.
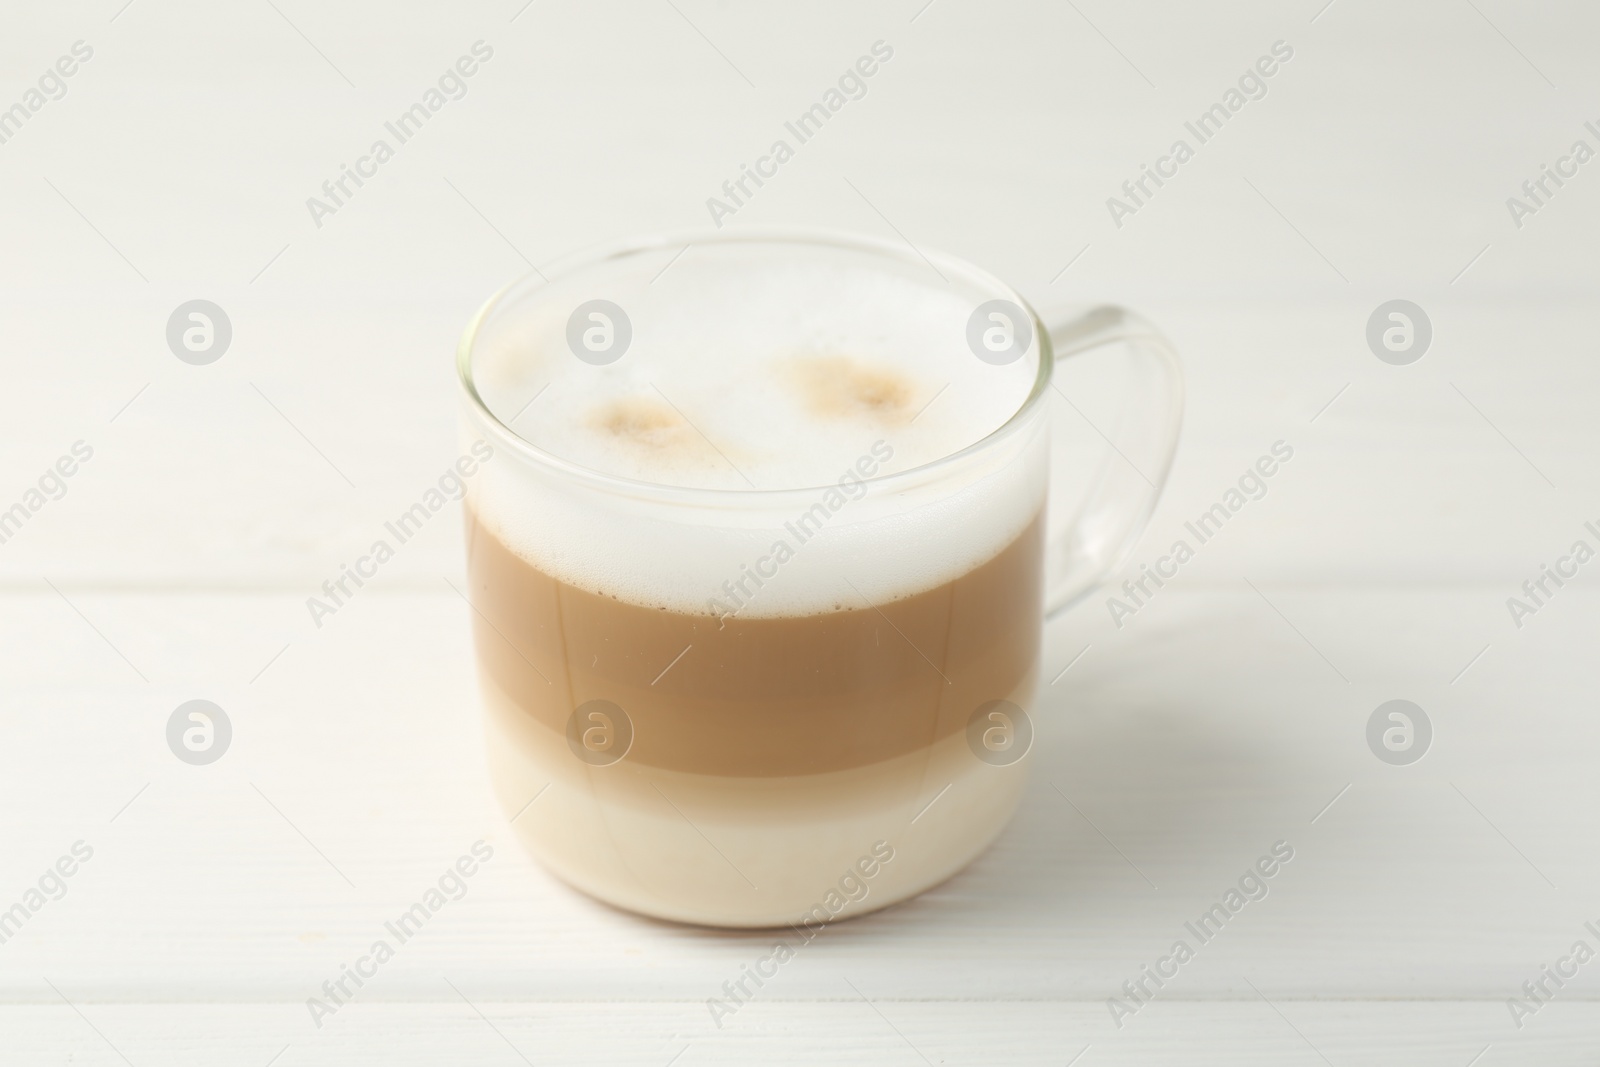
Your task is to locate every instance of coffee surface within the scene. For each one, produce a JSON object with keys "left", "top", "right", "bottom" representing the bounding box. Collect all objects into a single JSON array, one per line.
[{"left": 470, "top": 248, "right": 1037, "bottom": 492}]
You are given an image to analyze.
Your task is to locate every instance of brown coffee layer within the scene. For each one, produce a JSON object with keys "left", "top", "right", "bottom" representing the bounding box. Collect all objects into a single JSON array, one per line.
[{"left": 464, "top": 509, "right": 1042, "bottom": 776}]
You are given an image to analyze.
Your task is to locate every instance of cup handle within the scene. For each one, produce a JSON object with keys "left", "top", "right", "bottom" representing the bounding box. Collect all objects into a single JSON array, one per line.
[{"left": 1038, "top": 304, "right": 1185, "bottom": 619}]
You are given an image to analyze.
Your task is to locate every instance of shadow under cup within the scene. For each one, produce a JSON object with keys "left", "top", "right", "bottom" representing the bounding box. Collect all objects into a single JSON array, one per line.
[{"left": 457, "top": 232, "right": 1056, "bottom": 928}]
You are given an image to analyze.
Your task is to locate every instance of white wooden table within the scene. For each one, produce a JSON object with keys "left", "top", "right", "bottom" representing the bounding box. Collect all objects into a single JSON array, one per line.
[{"left": 4, "top": 1, "right": 1599, "bottom": 1062}]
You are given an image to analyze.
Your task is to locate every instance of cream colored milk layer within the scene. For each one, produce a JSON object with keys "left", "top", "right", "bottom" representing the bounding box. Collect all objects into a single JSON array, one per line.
[
  {"left": 479, "top": 668, "right": 1034, "bottom": 928},
  {"left": 467, "top": 249, "right": 1041, "bottom": 616}
]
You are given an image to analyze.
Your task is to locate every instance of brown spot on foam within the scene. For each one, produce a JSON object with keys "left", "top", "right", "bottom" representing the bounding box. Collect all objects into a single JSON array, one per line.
[
  {"left": 587, "top": 396, "right": 698, "bottom": 454},
  {"left": 788, "top": 356, "right": 917, "bottom": 424}
]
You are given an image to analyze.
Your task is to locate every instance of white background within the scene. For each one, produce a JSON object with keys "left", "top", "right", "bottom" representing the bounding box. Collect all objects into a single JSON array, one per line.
[{"left": 2, "top": 0, "right": 1598, "bottom": 1062}]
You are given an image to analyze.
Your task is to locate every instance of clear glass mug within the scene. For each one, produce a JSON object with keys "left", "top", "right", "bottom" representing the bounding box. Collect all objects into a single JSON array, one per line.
[{"left": 456, "top": 229, "right": 1182, "bottom": 927}]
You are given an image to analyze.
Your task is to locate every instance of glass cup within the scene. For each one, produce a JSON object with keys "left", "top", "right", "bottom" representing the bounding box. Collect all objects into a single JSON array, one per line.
[{"left": 456, "top": 229, "right": 1182, "bottom": 927}]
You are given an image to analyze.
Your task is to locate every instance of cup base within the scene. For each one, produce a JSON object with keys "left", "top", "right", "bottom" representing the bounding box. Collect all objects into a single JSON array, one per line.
[{"left": 480, "top": 681, "right": 1030, "bottom": 928}]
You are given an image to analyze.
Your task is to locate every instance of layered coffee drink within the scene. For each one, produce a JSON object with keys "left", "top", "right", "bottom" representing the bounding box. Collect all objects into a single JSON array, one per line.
[{"left": 460, "top": 235, "right": 1049, "bottom": 926}]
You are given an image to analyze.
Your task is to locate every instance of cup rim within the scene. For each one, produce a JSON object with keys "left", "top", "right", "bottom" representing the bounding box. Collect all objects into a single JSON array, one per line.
[{"left": 455, "top": 226, "right": 1054, "bottom": 504}]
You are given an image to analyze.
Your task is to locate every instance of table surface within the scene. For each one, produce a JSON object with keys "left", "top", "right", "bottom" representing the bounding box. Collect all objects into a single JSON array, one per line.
[{"left": 4, "top": 1, "right": 1600, "bottom": 1063}]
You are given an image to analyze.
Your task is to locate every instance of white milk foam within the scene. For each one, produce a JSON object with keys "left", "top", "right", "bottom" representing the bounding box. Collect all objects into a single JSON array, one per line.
[{"left": 465, "top": 242, "right": 1047, "bottom": 616}]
